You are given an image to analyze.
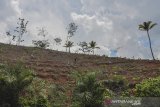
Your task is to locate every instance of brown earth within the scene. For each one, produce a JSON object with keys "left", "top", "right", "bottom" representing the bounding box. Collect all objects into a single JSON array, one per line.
[{"left": 0, "top": 43, "right": 160, "bottom": 101}]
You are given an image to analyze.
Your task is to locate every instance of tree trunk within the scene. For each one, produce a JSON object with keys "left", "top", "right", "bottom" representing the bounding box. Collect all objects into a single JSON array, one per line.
[
  {"left": 69, "top": 47, "right": 70, "bottom": 53},
  {"left": 147, "top": 30, "right": 155, "bottom": 60},
  {"left": 93, "top": 49, "right": 94, "bottom": 55},
  {"left": 66, "top": 47, "right": 67, "bottom": 52}
]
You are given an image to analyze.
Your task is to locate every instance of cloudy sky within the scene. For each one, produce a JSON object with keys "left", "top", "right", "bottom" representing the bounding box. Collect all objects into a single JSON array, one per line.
[{"left": 0, "top": 0, "right": 160, "bottom": 59}]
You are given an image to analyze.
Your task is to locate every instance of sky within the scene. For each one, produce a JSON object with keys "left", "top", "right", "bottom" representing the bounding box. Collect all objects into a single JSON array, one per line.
[{"left": 0, "top": 0, "right": 160, "bottom": 59}]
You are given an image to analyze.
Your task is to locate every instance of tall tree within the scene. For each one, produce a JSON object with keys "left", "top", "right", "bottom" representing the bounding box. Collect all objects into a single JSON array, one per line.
[
  {"left": 139, "top": 21, "right": 157, "bottom": 60},
  {"left": 67, "top": 22, "right": 78, "bottom": 38},
  {"left": 89, "top": 41, "right": 100, "bottom": 55},
  {"left": 64, "top": 41, "right": 74, "bottom": 53},
  {"left": 65, "top": 22, "right": 77, "bottom": 52},
  {"left": 14, "top": 18, "right": 29, "bottom": 45},
  {"left": 6, "top": 31, "right": 16, "bottom": 44}
]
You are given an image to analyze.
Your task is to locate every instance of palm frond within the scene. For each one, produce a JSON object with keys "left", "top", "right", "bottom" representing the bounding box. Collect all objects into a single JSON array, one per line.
[
  {"left": 95, "top": 47, "right": 100, "bottom": 49},
  {"left": 139, "top": 21, "right": 157, "bottom": 31},
  {"left": 149, "top": 23, "right": 157, "bottom": 29},
  {"left": 138, "top": 24, "right": 146, "bottom": 31}
]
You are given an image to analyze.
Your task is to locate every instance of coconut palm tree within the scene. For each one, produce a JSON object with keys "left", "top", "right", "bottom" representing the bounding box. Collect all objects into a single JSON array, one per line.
[
  {"left": 139, "top": 21, "right": 157, "bottom": 60},
  {"left": 89, "top": 41, "right": 100, "bottom": 55},
  {"left": 64, "top": 41, "right": 74, "bottom": 53}
]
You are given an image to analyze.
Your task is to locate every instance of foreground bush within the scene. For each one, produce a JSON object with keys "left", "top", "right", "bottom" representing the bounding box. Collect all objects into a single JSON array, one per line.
[
  {"left": 19, "top": 77, "right": 50, "bottom": 107},
  {"left": 72, "top": 72, "right": 112, "bottom": 107},
  {"left": 135, "top": 76, "right": 160, "bottom": 97},
  {"left": 0, "top": 63, "right": 67, "bottom": 107},
  {"left": 0, "top": 63, "right": 34, "bottom": 107},
  {"left": 103, "top": 75, "right": 128, "bottom": 95}
]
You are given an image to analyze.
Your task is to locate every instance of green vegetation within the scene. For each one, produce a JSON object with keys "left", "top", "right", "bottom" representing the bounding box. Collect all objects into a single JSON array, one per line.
[
  {"left": 72, "top": 72, "right": 112, "bottom": 107},
  {"left": 135, "top": 76, "right": 160, "bottom": 97},
  {"left": 0, "top": 63, "right": 66, "bottom": 107},
  {"left": 103, "top": 75, "right": 128, "bottom": 95},
  {"left": 0, "top": 63, "right": 34, "bottom": 107},
  {"left": 0, "top": 61, "right": 160, "bottom": 106}
]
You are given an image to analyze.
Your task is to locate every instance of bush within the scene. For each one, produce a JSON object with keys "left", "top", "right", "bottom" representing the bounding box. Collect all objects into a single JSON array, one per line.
[
  {"left": 135, "top": 76, "right": 160, "bottom": 97},
  {"left": 20, "top": 78, "right": 67, "bottom": 107},
  {"left": 19, "top": 77, "right": 50, "bottom": 107},
  {"left": 20, "top": 96, "right": 49, "bottom": 107},
  {"left": 0, "top": 63, "right": 34, "bottom": 107},
  {"left": 0, "top": 63, "right": 67, "bottom": 107},
  {"left": 48, "top": 84, "right": 67, "bottom": 107},
  {"left": 103, "top": 75, "right": 128, "bottom": 95},
  {"left": 72, "top": 72, "right": 112, "bottom": 107}
]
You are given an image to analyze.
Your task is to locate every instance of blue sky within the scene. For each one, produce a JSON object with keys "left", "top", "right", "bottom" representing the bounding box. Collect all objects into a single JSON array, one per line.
[{"left": 0, "top": 0, "right": 160, "bottom": 59}]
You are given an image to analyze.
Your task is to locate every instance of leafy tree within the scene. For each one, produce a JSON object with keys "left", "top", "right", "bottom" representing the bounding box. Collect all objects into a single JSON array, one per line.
[
  {"left": 78, "top": 41, "right": 91, "bottom": 54},
  {"left": 32, "top": 27, "right": 50, "bottom": 49},
  {"left": 64, "top": 22, "right": 77, "bottom": 52},
  {"left": 5, "top": 18, "right": 28, "bottom": 45},
  {"left": 54, "top": 37, "right": 62, "bottom": 45},
  {"left": 64, "top": 41, "right": 74, "bottom": 53},
  {"left": 53, "top": 37, "right": 62, "bottom": 50},
  {"left": 89, "top": 41, "right": 100, "bottom": 55},
  {"left": 14, "top": 18, "right": 29, "bottom": 45},
  {"left": 6, "top": 31, "right": 16, "bottom": 44},
  {"left": 139, "top": 21, "right": 157, "bottom": 60},
  {"left": 67, "top": 22, "right": 78, "bottom": 39},
  {"left": 72, "top": 72, "right": 111, "bottom": 107},
  {"left": 32, "top": 40, "right": 50, "bottom": 49},
  {"left": 37, "top": 27, "right": 48, "bottom": 38}
]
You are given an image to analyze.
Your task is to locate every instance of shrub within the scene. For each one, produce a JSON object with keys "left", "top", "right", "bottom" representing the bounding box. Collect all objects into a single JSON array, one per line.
[
  {"left": 103, "top": 75, "right": 128, "bottom": 95},
  {"left": 19, "top": 77, "right": 50, "bottom": 107},
  {"left": 72, "top": 72, "right": 112, "bottom": 107},
  {"left": 20, "top": 78, "right": 67, "bottom": 107},
  {"left": 0, "top": 63, "right": 34, "bottom": 107},
  {"left": 0, "top": 63, "right": 67, "bottom": 107},
  {"left": 135, "top": 76, "right": 160, "bottom": 97},
  {"left": 20, "top": 96, "right": 49, "bottom": 107},
  {"left": 48, "top": 84, "right": 67, "bottom": 107}
]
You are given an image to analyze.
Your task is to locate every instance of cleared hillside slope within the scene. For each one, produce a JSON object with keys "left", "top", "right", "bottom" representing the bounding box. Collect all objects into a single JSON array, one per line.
[{"left": 0, "top": 43, "right": 160, "bottom": 94}]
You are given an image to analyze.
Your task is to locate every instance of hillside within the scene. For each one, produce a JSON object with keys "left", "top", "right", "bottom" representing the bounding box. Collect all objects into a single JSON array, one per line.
[{"left": 0, "top": 43, "right": 160, "bottom": 97}]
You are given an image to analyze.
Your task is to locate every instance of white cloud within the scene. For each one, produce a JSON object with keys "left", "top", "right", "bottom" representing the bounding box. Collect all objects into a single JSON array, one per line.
[
  {"left": 0, "top": 0, "right": 160, "bottom": 59},
  {"left": 11, "top": 0, "right": 22, "bottom": 17}
]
